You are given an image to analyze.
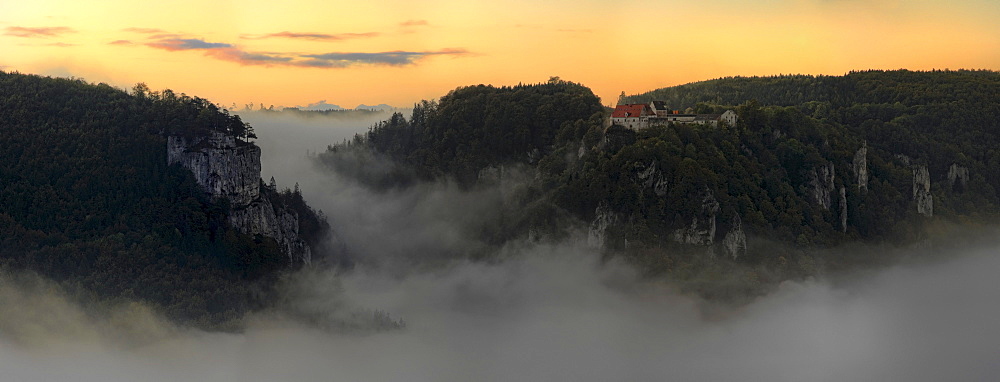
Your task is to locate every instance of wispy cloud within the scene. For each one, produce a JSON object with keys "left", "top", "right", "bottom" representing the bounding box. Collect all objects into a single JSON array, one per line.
[
  {"left": 122, "top": 27, "right": 164, "bottom": 34},
  {"left": 303, "top": 49, "right": 470, "bottom": 67},
  {"left": 400, "top": 20, "right": 429, "bottom": 27},
  {"left": 207, "top": 49, "right": 294, "bottom": 65},
  {"left": 108, "top": 40, "right": 134, "bottom": 46},
  {"left": 4, "top": 26, "right": 75, "bottom": 38},
  {"left": 140, "top": 35, "right": 469, "bottom": 68},
  {"left": 240, "top": 31, "right": 380, "bottom": 41},
  {"left": 146, "top": 38, "right": 233, "bottom": 51}
]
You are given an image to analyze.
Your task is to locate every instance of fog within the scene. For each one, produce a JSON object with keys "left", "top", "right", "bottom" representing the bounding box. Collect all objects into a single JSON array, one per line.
[{"left": 3, "top": 112, "right": 999, "bottom": 381}]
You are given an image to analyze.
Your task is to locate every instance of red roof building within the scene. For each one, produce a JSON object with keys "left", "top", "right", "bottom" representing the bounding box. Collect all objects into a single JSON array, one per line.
[{"left": 611, "top": 104, "right": 653, "bottom": 118}]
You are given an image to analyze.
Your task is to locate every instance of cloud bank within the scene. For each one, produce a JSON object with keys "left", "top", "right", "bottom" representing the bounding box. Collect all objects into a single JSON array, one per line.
[
  {"left": 145, "top": 38, "right": 233, "bottom": 51},
  {"left": 4, "top": 113, "right": 999, "bottom": 381},
  {"left": 303, "top": 49, "right": 469, "bottom": 66},
  {"left": 3, "top": 237, "right": 1000, "bottom": 381}
]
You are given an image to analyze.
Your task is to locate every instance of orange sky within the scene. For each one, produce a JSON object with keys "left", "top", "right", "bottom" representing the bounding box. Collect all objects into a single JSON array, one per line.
[{"left": 2, "top": 0, "right": 998, "bottom": 109}]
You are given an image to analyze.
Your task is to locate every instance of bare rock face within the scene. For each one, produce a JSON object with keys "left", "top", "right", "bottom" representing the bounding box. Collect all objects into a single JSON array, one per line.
[
  {"left": 673, "top": 188, "right": 720, "bottom": 246},
  {"left": 947, "top": 163, "right": 969, "bottom": 191},
  {"left": 839, "top": 186, "right": 848, "bottom": 233},
  {"left": 722, "top": 213, "right": 747, "bottom": 259},
  {"left": 637, "top": 161, "right": 669, "bottom": 197},
  {"left": 229, "top": 199, "right": 312, "bottom": 265},
  {"left": 853, "top": 144, "right": 868, "bottom": 192},
  {"left": 808, "top": 163, "right": 836, "bottom": 210},
  {"left": 168, "top": 133, "right": 260, "bottom": 206},
  {"left": 587, "top": 202, "right": 617, "bottom": 249},
  {"left": 168, "top": 132, "right": 311, "bottom": 265},
  {"left": 913, "top": 165, "right": 933, "bottom": 217}
]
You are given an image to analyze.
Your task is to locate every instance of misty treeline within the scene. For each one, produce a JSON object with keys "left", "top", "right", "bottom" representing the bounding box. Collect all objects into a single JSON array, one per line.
[
  {"left": 321, "top": 78, "right": 605, "bottom": 186},
  {"left": 244, "top": 105, "right": 396, "bottom": 119},
  {"left": 319, "top": 70, "right": 1000, "bottom": 299},
  {"left": 0, "top": 71, "right": 327, "bottom": 328}
]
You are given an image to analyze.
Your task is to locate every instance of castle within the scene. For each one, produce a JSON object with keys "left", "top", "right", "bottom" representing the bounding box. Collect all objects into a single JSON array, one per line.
[{"left": 611, "top": 101, "right": 737, "bottom": 129}]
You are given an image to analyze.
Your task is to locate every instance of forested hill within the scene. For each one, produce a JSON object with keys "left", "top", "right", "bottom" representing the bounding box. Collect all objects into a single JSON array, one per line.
[
  {"left": 319, "top": 78, "right": 605, "bottom": 186},
  {"left": 320, "top": 71, "right": 1000, "bottom": 296},
  {"left": 625, "top": 70, "right": 1000, "bottom": 179},
  {"left": 0, "top": 71, "right": 324, "bottom": 328},
  {"left": 577, "top": 70, "right": 1000, "bottom": 248}
]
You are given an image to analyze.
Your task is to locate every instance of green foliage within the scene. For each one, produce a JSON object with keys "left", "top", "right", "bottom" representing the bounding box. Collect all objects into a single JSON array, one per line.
[
  {"left": 0, "top": 71, "right": 304, "bottom": 327},
  {"left": 323, "top": 69, "right": 1000, "bottom": 253},
  {"left": 320, "top": 81, "right": 604, "bottom": 186},
  {"left": 309, "top": 70, "right": 1000, "bottom": 301}
]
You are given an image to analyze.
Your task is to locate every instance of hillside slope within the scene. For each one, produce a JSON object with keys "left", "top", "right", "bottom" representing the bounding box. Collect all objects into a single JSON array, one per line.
[
  {"left": 318, "top": 71, "right": 1000, "bottom": 298},
  {"left": 0, "top": 72, "right": 327, "bottom": 327}
]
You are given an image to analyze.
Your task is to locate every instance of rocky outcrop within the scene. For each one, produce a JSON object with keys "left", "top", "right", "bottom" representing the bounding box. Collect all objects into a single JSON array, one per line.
[
  {"left": 168, "top": 132, "right": 311, "bottom": 265},
  {"left": 587, "top": 202, "right": 617, "bottom": 249},
  {"left": 808, "top": 163, "right": 836, "bottom": 210},
  {"left": 853, "top": 143, "right": 868, "bottom": 192},
  {"left": 947, "top": 163, "right": 969, "bottom": 192},
  {"left": 722, "top": 213, "right": 747, "bottom": 259},
  {"left": 912, "top": 165, "right": 933, "bottom": 217},
  {"left": 167, "top": 134, "right": 260, "bottom": 206},
  {"left": 673, "top": 188, "right": 719, "bottom": 246},
  {"left": 637, "top": 161, "right": 669, "bottom": 197},
  {"left": 839, "top": 186, "right": 848, "bottom": 233},
  {"left": 229, "top": 199, "right": 311, "bottom": 265}
]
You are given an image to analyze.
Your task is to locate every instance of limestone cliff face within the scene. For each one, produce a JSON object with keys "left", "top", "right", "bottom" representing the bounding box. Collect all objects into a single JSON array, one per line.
[
  {"left": 947, "top": 163, "right": 969, "bottom": 191},
  {"left": 167, "top": 134, "right": 260, "bottom": 206},
  {"left": 912, "top": 165, "right": 933, "bottom": 217},
  {"left": 808, "top": 163, "right": 836, "bottom": 210},
  {"left": 637, "top": 161, "right": 669, "bottom": 197},
  {"left": 722, "top": 213, "right": 747, "bottom": 259},
  {"left": 168, "top": 132, "right": 311, "bottom": 265},
  {"left": 839, "top": 186, "right": 848, "bottom": 233},
  {"left": 853, "top": 144, "right": 868, "bottom": 192},
  {"left": 673, "top": 188, "right": 720, "bottom": 246},
  {"left": 587, "top": 202, "right": 617, "bottom": 249}
]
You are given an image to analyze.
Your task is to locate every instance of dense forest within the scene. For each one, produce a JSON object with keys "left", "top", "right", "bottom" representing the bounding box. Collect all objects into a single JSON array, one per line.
[
  {"left": 320, "top": 78, "right": 605, "bottom": 187},
  {"left": 0, "top": 71, "right": 325, "bottom": 328},
  {"left": 319, "top": 70, "right": 1000, "bottom": 298}
]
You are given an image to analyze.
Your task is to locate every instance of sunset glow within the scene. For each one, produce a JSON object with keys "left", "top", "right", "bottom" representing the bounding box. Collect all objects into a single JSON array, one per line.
[{"left": 3, "top": 0, "right": 998, "bottom": 108}]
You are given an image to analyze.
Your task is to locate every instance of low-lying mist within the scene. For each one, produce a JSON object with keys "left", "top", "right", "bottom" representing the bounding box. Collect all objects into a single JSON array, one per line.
[
  {"left": 4, "top": 240, "right": 1000, "bottom": 381},
  {"left": 3, "top": 112, "right": 997, "bottom": 381}
]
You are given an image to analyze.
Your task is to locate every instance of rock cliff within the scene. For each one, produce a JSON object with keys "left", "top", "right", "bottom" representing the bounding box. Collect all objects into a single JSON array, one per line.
[
  {"left": 168, "top": 132, "right": 312, "bottom": 265},
  {"left": 912, "top": 165, "right": 933, "bottom": 217},
  {"left": 808, "top": 163, "right": 836, "bottom": 210},
  {"left": 673, "top": 187, "right": 720, "bottom": 246},
  {"left": 637, "top": 161, "right": 669, "bottom": 197},
  {"left": 947, "top": 163, "right": 969, "bottom": 192},
  {"left": 167, "top": 133, "right": 260, "bottom": 206},
  {"left": 839, "top": 186, "right": 848, "bottom": 233},
  {"left": 722, "top": 213, "right": 747, "bottom": 259},
  {"left": 587, "top": 202, "right": 617, "bottom": 249},
  {"left": 853, "top": 144, "right": 868, "bottom": 192}
]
